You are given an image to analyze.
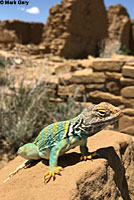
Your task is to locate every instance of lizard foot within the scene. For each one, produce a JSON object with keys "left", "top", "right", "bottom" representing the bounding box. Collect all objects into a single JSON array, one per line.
[
  {"left": 44, "top": 166, "right": 62, "bottom": 183},
  {"left": 80, "top": 152, "right": 98, "bottom": 161}
]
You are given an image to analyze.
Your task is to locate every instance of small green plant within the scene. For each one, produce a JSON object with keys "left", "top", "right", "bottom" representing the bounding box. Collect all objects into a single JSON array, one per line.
[
  {"left": 0, "top": 56, "right": 7, "bottom": 68},
  {"left": 0, "top": 56, "right": 12, "bottom": 68},
  {"left": 0, "top": 75, "right": 83, "bottom": 159},
  {"left": 54, "top": 88, "right": 84, "bottom": 122},
  {"left": 118, "top": 45, "right": 131, "bottom": 55},
  {"left": 0, "top": 79, "right": 55, "bottom": 155},
  {"left": 0, "top": 74, "right": 9, "bottom": 85}
]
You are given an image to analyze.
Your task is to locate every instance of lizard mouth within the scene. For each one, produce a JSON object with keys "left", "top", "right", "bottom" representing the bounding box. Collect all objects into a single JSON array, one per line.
[{"left": 105, "top": 111, "right": 123, "bottom": 125}]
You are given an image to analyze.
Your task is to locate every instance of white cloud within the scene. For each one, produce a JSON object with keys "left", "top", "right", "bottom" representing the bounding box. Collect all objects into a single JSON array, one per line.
[{"left": 26, "top": 7, "right": 40, "bottom": 14}]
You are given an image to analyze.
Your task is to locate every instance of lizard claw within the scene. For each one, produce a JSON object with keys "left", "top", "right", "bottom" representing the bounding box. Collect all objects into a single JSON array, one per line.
[
  {"left": 44, "top": 166, "right": 62, "bottom": 183},
  {"left": 80, "top": 152, "right": 98, "bottom": 161}
]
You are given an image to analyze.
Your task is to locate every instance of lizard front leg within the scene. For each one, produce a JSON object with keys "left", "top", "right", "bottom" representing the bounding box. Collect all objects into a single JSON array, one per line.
[
  {"left": 44, "top": 139, "right": 68, "bottom": 183},
  {"left": 80, "top": 139, "right": 97, "bottom": 161}
]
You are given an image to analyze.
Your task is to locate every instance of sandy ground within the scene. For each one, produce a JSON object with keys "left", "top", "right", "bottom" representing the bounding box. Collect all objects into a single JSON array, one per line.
[{"left": 0, "top": 130, "right": 131, "bottom": 200}]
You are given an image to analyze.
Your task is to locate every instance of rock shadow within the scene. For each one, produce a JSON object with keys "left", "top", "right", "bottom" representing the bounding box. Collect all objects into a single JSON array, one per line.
[
  {"left": 96, "top": 146, "right": 131, "bottom": 200},
  {"left": 24, "top": 146, "right": 131, "bottom": 200}
]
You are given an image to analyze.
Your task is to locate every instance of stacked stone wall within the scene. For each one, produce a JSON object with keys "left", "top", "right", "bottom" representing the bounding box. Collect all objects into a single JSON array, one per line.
[{"left": 42, "top": 54, "right": 134, "bottom": 135}]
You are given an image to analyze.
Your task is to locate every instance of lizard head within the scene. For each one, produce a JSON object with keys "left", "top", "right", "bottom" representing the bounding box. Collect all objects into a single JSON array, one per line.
[{"left": 81, "top": 102, "right": 123, "bottom": 135}]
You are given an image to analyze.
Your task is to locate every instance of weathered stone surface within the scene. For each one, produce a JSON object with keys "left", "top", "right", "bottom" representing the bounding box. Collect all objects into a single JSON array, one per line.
[
  {"left": 0, "top": 131, "right": 134, "bottom": 200},
  {"left": 120, "top": 126, "right": 134, "bottom": 136},
  {"left": 111, "top": 54, "right": 134, "bottom": 61},
  {"left": 54, "top": 62, "right": 72, "bottom": 75},
  {"left": 92, "top": 59, "right": 124, "bottom": 71},
  {"left": 58, "top": 84, "right": 85, "bottom": 97},
  {"left": 0, "top": 20, "right": 44, "bottom": 45},
  {"left": 107, "top": 4, "right": 131, "bottom": 49},
  {"left": 85, "top": 84, "right": 105, "bottom": 91},
  {"left": 41, "top": 0, "right": 107, "bottom": 58},
  {"left": 89, "top": 90, "right": 122, "bottom": 105},
  {"left": 121, "top": 86, "right": 134, "bottom": 98},
  {"left": 122, "top": 98, "right": 134, "bottom": 108},
  {"left": 123, "top": 108, "right": 134, "bottom": 116},
  {"left": 70, "top": 71, "right": 105, "bottom": 84},
  {"left": 125, "top": 61, "right": 134, "bottom": 66},
  {"left": 106, "top": 81, "right": 120, "bottom": 95},
  {"left": 77, "top": 59, "right": 95, "bottom": 68},
  {"left": 119, "top": 115, "right": 134, "bottom": 135},
  {"left": 120, "top": 77, "right": 134, "bottom": 86},
  {"left": 101, "top": 5, "right": 131, "bottom": 57},
  {"left": 105, "top": 72, "right": 122, "bottom": 80},
  {"left": 122, "top": 65, "right": 134, "bottom": 78},
  {"left": 58, "top": 73, "right": 72, "bottom": 85},
  {"left": 50, "top": 56, "right": 65, "bottom": 63},
  {"left": 59, "top": 70, "right": 105, "bottom": 85},
  {"left": 130, "top": 19, "right": 134, "bottom": 53},
  {"left": 0, "top": 29, "right": 18, "bottom": 44}
]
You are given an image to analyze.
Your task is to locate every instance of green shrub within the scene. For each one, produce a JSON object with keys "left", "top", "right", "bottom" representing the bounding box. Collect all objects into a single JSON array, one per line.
[
  {"left": 0, "top": 80, "right": 55, "bottom": 154},
  {"left": 0, "top": 77, "right": 83, "bottom": 157},
  {"left": 118, "top": 45, "right": 131, "bottom": 55}
]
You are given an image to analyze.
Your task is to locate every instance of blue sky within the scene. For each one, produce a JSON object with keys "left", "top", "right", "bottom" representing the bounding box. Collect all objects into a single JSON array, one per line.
[{"left": 0, "top": 0, "right": 133, "bottom": 24}]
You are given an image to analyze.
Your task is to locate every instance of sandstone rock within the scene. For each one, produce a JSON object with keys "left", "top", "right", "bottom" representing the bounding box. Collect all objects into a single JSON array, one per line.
[
  {"left": 123, "top": 108, "right": 134, "bottom": 116},
  {"left": 107, "top": 4, "right": 131, "bottom": 49},
  {"left": 120, "top": 77, "right": 134, "bottom": 86},
  {"left": 121, "top": 98, "right": 134, "bottom": 108},
  {"left": 105, "top": 72, "right": 122, "bottom": 80},
  {"left": 106, "top": 81, "right": 120, "bottom": 95},
  {"left": 130, "top": 19, "right": 134, "bottom": 53},
  {"left": 50, "top": 56, "right": 65, "bottom": 63},
  {"left": 121, "top": 86, "right": 134, "bottom": 98},
  {"left": 59, "top": 70, "right": 105, "bottom": 85},
  {"left": 92, "top": 59, "right": 124, "bottom": 72},
  {"left": 0, "top": 20, "right": 44, "bottom": 45},
  {"left": 89, "top": 90, "right": 122, "bottom": 105},
  {"left": 42, "top": 75, "right": 58, "bottom": 89},
  {"left": 111, "top": 54, "right": 134, "bottom": 61},
  {"left": 41, "top": 0, "right": 107, "bottom": 58},
  {"left": 102, "top": 5, "right": 131, "bottom": 57},
  {"left": 77, "top": 59, "right": 95, "bottom": 68},
  {"left": 118, "top": 115, "right": 134, "bottom": 135},
  {"left": 0, "top": 131, "right": 134, "bottom": 200},
  {"left": 100, "top": 39, "right": 121, "bottom": 58},
  {"left": 58, "top": 73, "right": 72, "bottom": 85},
  {"left": 85, "top": 84, "right": 105, "bottom": 91},
  {"left": 54, "top": 62, "right": 72, "bottom": 75},
  {"left": 122, "top": 65, "right": 134, "bottom": 78},
  {"left": 68, "top": 71, "right": 105, "bottom": 84},
  {"left": 125, "top": 61, "right": 134, "bottom": 66},
  {"left": 58, "top": 84, "right": 85, "bottom": 98},
  {"left": 0, "top": 29, "right": 18, "bottom": 44},
  {"left": 120, "top": 126, "right": 134, "bottom": 136}
]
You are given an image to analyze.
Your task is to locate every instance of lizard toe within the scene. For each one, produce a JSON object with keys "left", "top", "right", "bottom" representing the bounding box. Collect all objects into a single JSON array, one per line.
[
  {"left": 80, "top": 152, "right": 98, "bottom": 161},
  {"left": 44, "top": 166, "right": 62, "bottom": 183}
]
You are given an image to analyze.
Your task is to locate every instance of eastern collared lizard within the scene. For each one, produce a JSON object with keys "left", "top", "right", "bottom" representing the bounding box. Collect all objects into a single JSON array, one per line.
[{"left": 4, "top": 102, "right": 122, "bottom": 183}]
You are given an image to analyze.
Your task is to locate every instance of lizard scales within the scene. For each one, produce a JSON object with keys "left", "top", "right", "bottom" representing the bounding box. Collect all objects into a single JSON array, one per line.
[{"left": 4, "top": 102, "right": 122, "bottom": 183}]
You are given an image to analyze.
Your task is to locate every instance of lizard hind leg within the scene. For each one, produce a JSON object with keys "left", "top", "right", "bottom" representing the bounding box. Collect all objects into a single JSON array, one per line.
[
  {"left": 3, "top": 143, "right": 40, "bottom": 183},
  {"left": 17, "top": 143, "right": 40, "bottom": 160},
  {"left": 3, "top": 160, "right": 29, "bottom": 183}
]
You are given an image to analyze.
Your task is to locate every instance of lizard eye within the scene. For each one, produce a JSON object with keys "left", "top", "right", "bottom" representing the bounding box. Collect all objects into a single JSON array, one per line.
[{"left": 97, "top": 109, "right": 106, "bottom": 115}]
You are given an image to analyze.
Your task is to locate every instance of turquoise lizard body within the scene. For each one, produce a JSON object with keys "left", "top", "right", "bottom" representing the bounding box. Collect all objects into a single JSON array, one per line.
[{"left": 4, "top": 102, "right": 122, "bottom": 183}]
